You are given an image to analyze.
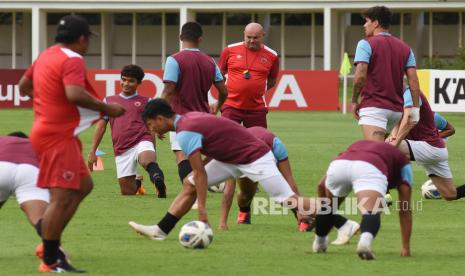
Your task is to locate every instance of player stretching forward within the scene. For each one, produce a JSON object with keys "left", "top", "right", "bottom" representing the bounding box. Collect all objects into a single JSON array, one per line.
[
  {"left": 0, "top": 132, "right": 71, "bottom": 268},
  {"left": 128, "top": 99, "right": 317, "bottom": 240},
  {"left": 313, "top": 140, "right": 413, "bottom": 260},
  {"left": 388, "top": 89, "right": 465, "bottom": 201},
  {"left": 218, "top": 126, "right": 302, "bottom": 230},
  {"left": 19, "top": 15, "right": 125, "bottom": 272},
  {"left": 88, "top": 65, "right": 166, "bottom": 197}
]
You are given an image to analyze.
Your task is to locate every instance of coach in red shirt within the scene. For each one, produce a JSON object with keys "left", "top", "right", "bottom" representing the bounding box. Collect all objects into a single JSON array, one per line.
[
  {"left": 218, "top": 22, "right": 279, "bottom": 225},
  {"left": 18, "top": 15, "right": 124, "bottom": 273},
  {"left": 219, "top": 22, "right": 279, "bottom": 128}
]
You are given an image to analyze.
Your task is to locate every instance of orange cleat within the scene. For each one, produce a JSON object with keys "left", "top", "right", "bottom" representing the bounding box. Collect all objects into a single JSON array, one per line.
[
  {"left": 237, "top": 212, "right": 251, "bottom": 224},
  {"left": 135, "top": 175, "right": 145, "bottom": 195},
  {"left": 38, "top": 260, "right": 85, "bottom": 273}
]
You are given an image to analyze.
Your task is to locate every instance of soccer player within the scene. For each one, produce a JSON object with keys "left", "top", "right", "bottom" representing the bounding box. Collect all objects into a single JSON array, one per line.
[
  {"left": 0, "top": 132, "right": 72, "bottom": 269},
  {"left": 218, "top": 22, "right": 279, "bottom": 224},
  {"left": 88, "top": 64, "right": 166, "bottom": 197},
  {"left": 18, "top": 14, "right": 125, "bottom": 273},
  {"left": 128, "top": 99, "right": 317, "bottom": 240},
  {"left": 162, "top": 21, "right": 227, "bottom": 188},
  {"left": 218, "top": 126, "right": 306, "bottom": 231},
  {"left": 351, "top": 6, "right": 421, "bottom": 141},
  {"left": 387, "top": 89, "right": 465, "bottom": 201},
  {"left": 313, "top": 140, "right": 413, "bottom": 260}
]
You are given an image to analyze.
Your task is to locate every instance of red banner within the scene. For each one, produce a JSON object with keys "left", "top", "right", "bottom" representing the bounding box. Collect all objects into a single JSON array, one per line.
[{"left": 0, "top": 69, "right": 338, "bottom": 111}]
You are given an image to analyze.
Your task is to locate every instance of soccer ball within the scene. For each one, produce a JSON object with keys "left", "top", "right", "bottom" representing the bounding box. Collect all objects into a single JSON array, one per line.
[
  {"left": 421, "top": 180, "right": 442, "bottom": 199},
  {"left": 208, "top": 182, "right": 225, "bottom": 193},
  {"left": 178, "top": 221, "right": 213, "bottom": 249}
]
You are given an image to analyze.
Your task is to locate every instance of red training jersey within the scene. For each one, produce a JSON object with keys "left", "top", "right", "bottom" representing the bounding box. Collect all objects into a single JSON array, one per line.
[
  {"left": 25, "top": 45, "right": 101, "bottom": 151},
  {"left": 219, "top": 42, "right": 279, "bottom": 110}
]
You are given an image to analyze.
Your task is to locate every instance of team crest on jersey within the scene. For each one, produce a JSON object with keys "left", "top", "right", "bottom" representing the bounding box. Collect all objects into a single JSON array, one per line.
[
  {"left": 236, "top": 54, "right": 242, "bottom": 59},
  {"left": 134, "top": 101, "right": 141, "bottom": 107},
  {"left": 63, "top": 171, "right": 75, "bottom": 182},
  {"left": 260, "top": 57, "right": 268, "bottom": 64}
]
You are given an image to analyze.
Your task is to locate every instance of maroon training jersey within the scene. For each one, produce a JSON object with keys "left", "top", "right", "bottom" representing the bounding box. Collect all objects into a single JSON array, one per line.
[
  {"left": 336, "top": 140, "right": 410, "bottom": 189},
  {"left": 356, "top": 35, "right": 413, "bottom": 112},
  {"left": 104, "top": 94, "right": 153, "bottom": 156},
  {"left": 0, "top": 136, "right": 39, "bottom": 167},
  {"left": 247, "top": 126, "right": 274, "bottom": 149},
  {"left": 167, "top": 50, "right": 217, "bottom": 114},
  {"left": 406, "top": 94, "right": 445, "bottom": 148},
  {"left": 175, "top": 112, "right": 269, "bottom": 164}
]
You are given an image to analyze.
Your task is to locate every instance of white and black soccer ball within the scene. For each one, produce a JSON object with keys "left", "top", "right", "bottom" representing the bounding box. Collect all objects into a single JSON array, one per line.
[
  {"left": 178, "top": 221, "right": 213, "bottom": 249},
  {"left": 208, "top": 182, "right": 225, "bottom": 193},
  {"left": 421, "top": 180, "right": 442, "bottom": 199}
]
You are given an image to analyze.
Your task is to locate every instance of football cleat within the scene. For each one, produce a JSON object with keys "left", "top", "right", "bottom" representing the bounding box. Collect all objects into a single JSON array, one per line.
[
  {"left": 38, "top": 259, "right": 85, "bottom": 273},
  {"left": 331, "top": 220, "right": 360, "bottom": 245},
  {"left": 312, "top": 236, "right": 329, "bottom": 253},
  {"left": 35, "top": 243, "right": 71, "bottom": 264},
  {"left": 237, "top": 212, "right": 251, "bottom": 224},
  {"left": 298, "top": 216, "right": 316, "bottom": 232},
  {"left": 128, "top": 221, "right": 167, "bottom": 241},
  {"left": 357, "top": 242, "right": 376, "bottom": 260}
]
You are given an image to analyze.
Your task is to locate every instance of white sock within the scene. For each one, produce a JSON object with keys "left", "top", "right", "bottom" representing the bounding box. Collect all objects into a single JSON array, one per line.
[
  {"left": 315, "top": 235, "right": 327, "bottom": 243},
  {"left": 359, "top": 232, "right": 374, "bottom": 246}
]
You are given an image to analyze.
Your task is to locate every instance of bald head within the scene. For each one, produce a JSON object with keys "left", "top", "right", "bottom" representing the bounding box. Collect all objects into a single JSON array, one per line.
[{"left": 244, "top": 23, "right": 265, "bottom": 51}]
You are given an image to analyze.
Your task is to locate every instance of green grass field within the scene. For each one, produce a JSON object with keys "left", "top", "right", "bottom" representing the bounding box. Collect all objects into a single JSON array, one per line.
[{"left": 1, "top": 109, "right": 464, "bottom": 275}]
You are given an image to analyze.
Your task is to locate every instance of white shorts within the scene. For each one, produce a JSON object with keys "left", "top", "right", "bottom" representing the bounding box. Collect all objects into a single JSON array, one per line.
[
  {"left": 187, "top": 151, "right": 295, "bottom": 202},
  {"left": 0, "top": 161, "right": 49, "bottom": 204},
  {"left": 169, "top": 131, "right": 182, "bottom": 151},
  {"left": 407, "top": 140, "right": 452, "bottom": 178},
  {"left": 115, "top": 141, "right": 155, "bottom": 178},
  {"left": 325, "top": 160, "right": 388, "bottom": 197},
  {"left": 358, "top": 107, "right": 402, "bottom": 132}
]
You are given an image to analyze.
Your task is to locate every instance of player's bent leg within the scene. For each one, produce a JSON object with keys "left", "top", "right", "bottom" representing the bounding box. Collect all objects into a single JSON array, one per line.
[
  {"left": 129, "top": 181, "right": 197, "bottom": 241},
  {"left": 236, "top": 177, "right": 257, "bottom": 224},
  {"left": 360, "top": 125, "right": 386, "bottom": 141},
  {"left": 118, "top": 175, "right": 139, "bottom": 195},
  {"left": 430, "top": 176, "right": 458, "bottom": 201},
  {"left": 355, "top": 190, "right": 383, "bottom": 260},
  {"left": 138, "top": 149, "right": 166, "bottom": 198},
  {"left": 20, "top": 200, "right": 47, "bottom": 226}
]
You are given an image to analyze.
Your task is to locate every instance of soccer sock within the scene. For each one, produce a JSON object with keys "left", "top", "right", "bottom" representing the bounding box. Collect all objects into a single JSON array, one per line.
[
  {"left": 177, "top": 160, "right": 192, "bottom": 183},
  {"left": 333, "top": 214, "right": 348, "bottom": 229},
  {"left": 134, "top": 178, "right": 142, "bottom": 190},
  {"left": 455, "top": 185, "right": 465, "bottom": 199},
  {"left": 315, "top": 213, "right": 334, "bottom": 237},
  {"left": 35, "top": 219, "right": 42, "bottom": 237},
  {"left": 146, "top": 162, "right": 164, "bottom": 185},
  {"left": 239, "top": 205, "right": 251, "bottom": 213},
  {"left": 157, "top": 212, "right": 180, "bottom": 235},
  {"left": 360, "top": 212, "right": 381, "bottom": 238},
  {"left": 291, "top": 208, "right": 298, "bottom": 219},
  {"left": 43, "top": 239, "right": 60, "bottom": 266}
]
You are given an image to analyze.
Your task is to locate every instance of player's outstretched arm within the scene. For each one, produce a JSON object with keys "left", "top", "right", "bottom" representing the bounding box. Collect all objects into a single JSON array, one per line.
[
  {"left": 64, "top": 85, "right": 125, "bottom": 117},
  {"left": 397, "top": 183, "right": 412, "bottom": 257},
  {"left": 391, "top": 108, "right": 415, "bottom": 147},
  {"left": 88, "top": 119, "right": 108, "bottom": 171},
  {"left": 18, "top": 76, "right": 34, "bottom": 98},
  {"left": 189, "top": 152, "right": 209, "bottom": 224},
  {"left": 277, "top": 160, "right": 300, "bottom": 196}
]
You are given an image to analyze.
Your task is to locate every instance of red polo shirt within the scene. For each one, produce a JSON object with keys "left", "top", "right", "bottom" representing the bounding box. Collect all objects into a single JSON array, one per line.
[{"left": 219, "top": 42, "right": 279, "bottom": 110}]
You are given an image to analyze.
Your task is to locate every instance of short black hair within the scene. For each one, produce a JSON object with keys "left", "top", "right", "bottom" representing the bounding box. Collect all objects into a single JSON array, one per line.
[
  {"left": 362, "top": 6, "right": 392, "bottom": 29},
  {"left": 142, "top": 98, "right": 175, "bottom": 122},
  {"left": 180, "top": 22, "right": 203, "bottom": 42},
  {"left": 7, "top": 131, "right": 28, "bottom": 138},
  {"left": 55, "top": 14, "right": 93, "bottom": 44},
  {"left": 121, "top": 64, "right": 145, "bottom": 84}
]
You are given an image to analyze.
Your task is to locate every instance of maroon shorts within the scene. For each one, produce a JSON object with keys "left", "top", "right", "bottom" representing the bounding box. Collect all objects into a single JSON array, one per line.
[{"left": 221, "top": 105, "right": 268, "bottom": 128}]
